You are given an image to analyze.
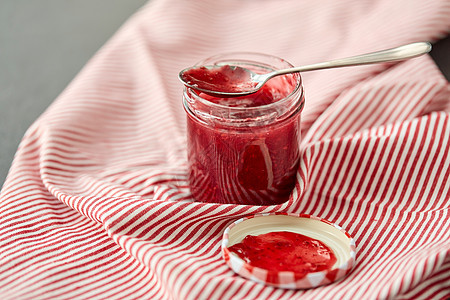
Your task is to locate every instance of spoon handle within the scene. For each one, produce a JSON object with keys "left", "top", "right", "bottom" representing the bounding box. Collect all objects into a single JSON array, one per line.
[{"left": 273, "top": 42, "right": 432, "bottom": 76}]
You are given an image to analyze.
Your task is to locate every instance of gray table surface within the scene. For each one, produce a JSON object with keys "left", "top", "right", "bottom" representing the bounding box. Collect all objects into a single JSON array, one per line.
[{"left": 1, "top": 1, "right": 449, "bottom": 188}]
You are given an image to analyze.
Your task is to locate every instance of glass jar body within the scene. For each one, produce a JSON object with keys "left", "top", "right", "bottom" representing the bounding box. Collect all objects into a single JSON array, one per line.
[{"left": 183, "top": 53, "right": 304, "bottom": 205}]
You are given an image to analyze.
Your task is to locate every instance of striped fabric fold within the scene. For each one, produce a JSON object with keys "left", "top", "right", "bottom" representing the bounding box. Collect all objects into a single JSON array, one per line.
[{"left": 1, "top": 0, "right": 449, "bottom": 299}]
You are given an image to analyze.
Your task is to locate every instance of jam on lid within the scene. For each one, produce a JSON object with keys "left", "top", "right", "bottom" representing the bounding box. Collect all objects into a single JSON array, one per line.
[
  {"left": 228, "top": 231, "right": 337, "bottom": 278},
  {"left": 222, "top": 213, "right": 357, "bottom": 289}
]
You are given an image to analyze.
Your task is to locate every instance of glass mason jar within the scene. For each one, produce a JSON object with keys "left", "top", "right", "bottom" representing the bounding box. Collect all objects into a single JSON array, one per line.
[{"left": 183, "top": 53, "right": 304, "bottom": 205}]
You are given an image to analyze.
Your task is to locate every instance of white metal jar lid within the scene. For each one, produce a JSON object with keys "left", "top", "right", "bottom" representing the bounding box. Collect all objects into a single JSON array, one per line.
[{"left": 222, "top": 213, "right": 357, "bottom": 289}]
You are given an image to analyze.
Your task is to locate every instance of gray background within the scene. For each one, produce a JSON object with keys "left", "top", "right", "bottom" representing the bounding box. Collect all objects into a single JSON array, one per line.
[
  {"left": 1, "top": 1, "right": 449, "bottom": 188},
  {"left": 0, "top": 1, "right": 147, "bottom": 187}
]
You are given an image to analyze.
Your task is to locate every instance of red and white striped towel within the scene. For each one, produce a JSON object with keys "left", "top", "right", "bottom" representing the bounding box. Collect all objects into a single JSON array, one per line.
[{"left": 1, "top": 0, "right": 449, "bottom": 299}]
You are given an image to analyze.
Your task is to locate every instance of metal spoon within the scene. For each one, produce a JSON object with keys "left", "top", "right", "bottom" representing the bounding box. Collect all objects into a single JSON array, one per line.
[{"left": 179, "top": 42, "right": 432, "bottom": 97}]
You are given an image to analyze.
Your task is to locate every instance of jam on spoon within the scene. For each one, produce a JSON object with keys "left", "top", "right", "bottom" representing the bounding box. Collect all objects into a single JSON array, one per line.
[{"left": 180, "top": 65, "right": 257, "bottom": 95}]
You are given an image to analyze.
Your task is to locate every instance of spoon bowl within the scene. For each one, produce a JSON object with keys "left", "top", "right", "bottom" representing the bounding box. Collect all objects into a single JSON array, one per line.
[{"left": 179, "top": 42, "right": 432, "bottom": 97}]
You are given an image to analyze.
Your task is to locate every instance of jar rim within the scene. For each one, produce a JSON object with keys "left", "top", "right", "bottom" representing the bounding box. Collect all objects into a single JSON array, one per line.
[
  {"left": 187, "top": 52, "right": 303, "bottom": 112},
  {"left": 183, "top": 52, "right": 304, "bottom": 127}
]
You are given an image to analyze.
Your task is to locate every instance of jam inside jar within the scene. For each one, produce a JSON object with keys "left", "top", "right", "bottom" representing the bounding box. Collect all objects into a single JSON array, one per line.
[{"left": 183, "top": 53, "right": 304, "bottom": 205}]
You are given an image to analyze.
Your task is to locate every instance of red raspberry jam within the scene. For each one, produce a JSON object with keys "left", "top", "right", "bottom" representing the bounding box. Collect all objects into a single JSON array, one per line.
[
  {"left": 228, "top": 231, "right": 337, "bottom": 278},
  {"left": 183, "top": 53, "right": 304, "bottom": 205}
]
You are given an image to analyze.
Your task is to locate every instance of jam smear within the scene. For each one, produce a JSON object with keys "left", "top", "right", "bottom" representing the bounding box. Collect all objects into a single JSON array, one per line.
[{"left": 228, "top": 231, "right": 337, "bottom": 278}]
